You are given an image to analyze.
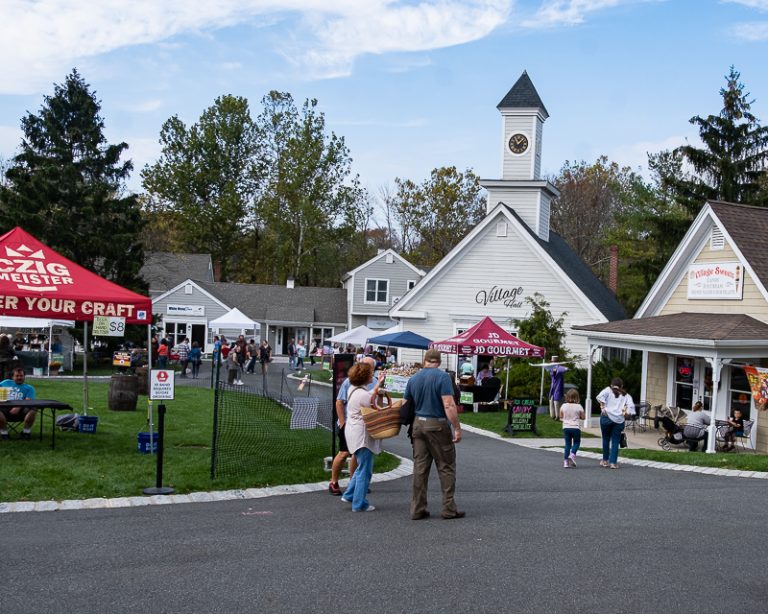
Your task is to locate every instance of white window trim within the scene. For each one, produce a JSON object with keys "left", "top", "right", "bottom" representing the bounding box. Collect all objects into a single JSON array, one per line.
[
  {"left": 406, "top": 279, "right": 416, "bottom": 291},
  {"left": 364, "top": 278, "right": 390, "bottom": 305}
]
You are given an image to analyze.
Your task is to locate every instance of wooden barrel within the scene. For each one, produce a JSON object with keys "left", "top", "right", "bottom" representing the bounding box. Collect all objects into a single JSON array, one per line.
[
  {"left": 135, "top": 366, "right": 149, "bottom": 396},
  {"left": 108, "top": 374, "right": 139, "bottom": 411}
]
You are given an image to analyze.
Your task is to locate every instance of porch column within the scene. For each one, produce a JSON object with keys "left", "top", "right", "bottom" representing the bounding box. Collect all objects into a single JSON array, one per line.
[
  {"left": 584, "top": 343, "right": 597, "bottom": 429},
  {"left": 705, "top": 355, "right": 722, "bottom": 454}
]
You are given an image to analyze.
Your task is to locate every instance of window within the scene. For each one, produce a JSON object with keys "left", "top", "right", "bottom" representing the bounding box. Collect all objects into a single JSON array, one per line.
[
  {"left": 674, "top": 356, "right": 695, "bottom": 410},
  {"left": 365, "top": 279, "right": 389, "bottom": 303},
  {"left": 407, "top": 280, "right": 416, "bottom": 291},
  {"left": 729, "top": 367, "right": 752, "bottom": 420},
  {"left": 496, "top": 222, "right": 508, "bottom": 237}
]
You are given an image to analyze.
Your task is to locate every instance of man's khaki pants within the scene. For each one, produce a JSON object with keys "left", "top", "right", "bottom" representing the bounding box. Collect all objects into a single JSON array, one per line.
[{"left": 410, "top": 418, "right": 458, "bottom": 518}]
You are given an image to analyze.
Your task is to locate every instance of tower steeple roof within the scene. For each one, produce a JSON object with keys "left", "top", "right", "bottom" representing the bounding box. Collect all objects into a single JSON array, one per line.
[{"left": 497, "top": 71, "right": 548, "bottom": 117}]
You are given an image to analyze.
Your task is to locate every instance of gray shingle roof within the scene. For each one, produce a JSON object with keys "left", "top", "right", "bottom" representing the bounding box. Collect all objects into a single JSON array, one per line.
[
  {"left": 709, "top": 200, "right": 768, "bottom": 286},
  {"left": 196, "top": 281, "right": 347, "bottom": 325},
  {"left": 503, "top": 206, "right": 626, "bottom": 321},
  {"left": 574, "top": 312, "right": 768, "bottom": 341},
  {"left": 141, "top": 252, "right": 213, "bottom": 294},
  {"left": 497, "top": 71, "right": 549, "bottom": 116}
]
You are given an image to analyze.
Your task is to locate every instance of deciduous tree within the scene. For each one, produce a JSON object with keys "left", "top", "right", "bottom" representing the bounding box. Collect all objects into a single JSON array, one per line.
[
  {"left": 252, "top": 91, "right": 370, "bottom": 286},
  {"left": 141, "top": 95, "right": 259, "bottom": 281},
  {"left": 390, "top": 166, "right": 484, "bottom": 266}
]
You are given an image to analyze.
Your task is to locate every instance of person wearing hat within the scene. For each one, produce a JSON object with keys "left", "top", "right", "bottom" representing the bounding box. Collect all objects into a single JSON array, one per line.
[{"left": 404, "top": 348, "right": 464, "bottom": 520}]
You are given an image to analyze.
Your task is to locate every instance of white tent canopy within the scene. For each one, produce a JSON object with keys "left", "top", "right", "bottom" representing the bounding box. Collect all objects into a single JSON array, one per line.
[
  {"left": 0, "top": 316, "right": 75, "bottom": 329},
  {"left": 378, "top": 324, "right": 401, "bottom": 336},
  {"left": 208, "top": 308, "right": 260, "bottom": 331},
  {"left": 327, "top": 325, "right": 376, "bottom": 346}
]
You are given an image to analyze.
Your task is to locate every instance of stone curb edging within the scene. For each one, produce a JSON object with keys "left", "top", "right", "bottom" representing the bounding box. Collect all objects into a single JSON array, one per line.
[
  {"left": 461, "top": 424, "right": 768, "bottom": 480},
  {"left": 0, "top": 454, "right": 414, "bottom": 514}
]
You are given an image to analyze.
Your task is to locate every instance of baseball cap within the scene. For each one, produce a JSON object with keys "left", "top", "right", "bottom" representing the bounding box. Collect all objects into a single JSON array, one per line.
[{"left": 424, "top": 349, "right": 442, "bottom": 364}]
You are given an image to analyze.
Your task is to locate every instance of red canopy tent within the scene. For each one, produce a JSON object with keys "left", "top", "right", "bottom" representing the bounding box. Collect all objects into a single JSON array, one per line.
[
  {"left": 0, "top": 227, "right": 151, "bottom": 324},
  {"left": 0, "top": 227, "right": 153, "bottom": 415},
  {"left": 430, "top": 316, "right": 545, "bottom": 358}
]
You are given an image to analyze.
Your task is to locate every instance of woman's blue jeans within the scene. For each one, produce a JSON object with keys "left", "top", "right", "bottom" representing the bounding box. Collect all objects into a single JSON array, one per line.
[
  {"left": 563, "top": 428, "right": 581, "bottom": 459},
  {"left": 600, "top": 415, "right": 625, "bottom": 464},
  {"left": 343, "top": 447, "right": 374, "bottom": 511}
]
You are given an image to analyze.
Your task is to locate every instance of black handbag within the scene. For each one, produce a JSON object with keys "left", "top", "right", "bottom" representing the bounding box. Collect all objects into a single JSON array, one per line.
[{"left": 620, "top": 432, "right": 628, "bottom": 448}]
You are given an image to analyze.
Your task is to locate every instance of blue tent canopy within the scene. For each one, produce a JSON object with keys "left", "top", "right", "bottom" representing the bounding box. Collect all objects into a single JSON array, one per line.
[{"left": 367, "top": 330, "right": 432, "bottom": 350}]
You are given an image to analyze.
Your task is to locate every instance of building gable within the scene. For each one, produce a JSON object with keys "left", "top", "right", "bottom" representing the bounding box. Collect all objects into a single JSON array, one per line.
[
  {"left": 152, "top": 279, "right": 231, "bottom": 322},
  {"left": 391, "top": 204, "right": 619, "bottom": 324},
  {"left": 636, "top": 201, "right": 768, "bottom": 318}
]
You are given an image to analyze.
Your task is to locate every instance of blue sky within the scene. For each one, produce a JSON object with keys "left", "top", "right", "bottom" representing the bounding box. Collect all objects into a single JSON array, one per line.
[{"left": 1, "top": 0, "right": 767, "bottom": 225}]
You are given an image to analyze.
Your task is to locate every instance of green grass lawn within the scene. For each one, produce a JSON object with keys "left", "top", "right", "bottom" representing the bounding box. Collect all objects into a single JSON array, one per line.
[
  {"left": 295, "top": 367, "right": 332, "bottom": 383},
  {"left": 579, "top": 446, "right": 768, "bottom": 471},
  {"left": 1, "top": 380, "right": 398, "bottom": 502},
  {"left": 459, "top": 410, "right": 597, "bottom": 439}
]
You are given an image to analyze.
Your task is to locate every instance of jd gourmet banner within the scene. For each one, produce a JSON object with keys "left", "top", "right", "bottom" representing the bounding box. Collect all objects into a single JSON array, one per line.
[{"left": 0, "top": 227, "right": 151, "bottom": 324}]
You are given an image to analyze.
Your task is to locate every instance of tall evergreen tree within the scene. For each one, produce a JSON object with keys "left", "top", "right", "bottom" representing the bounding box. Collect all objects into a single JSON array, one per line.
[
  {"left": 670, "top": 66, "right": 768, "bottom": 212},
  {"left": 0, "top": 69, "right": 145, "bottom": 291}
]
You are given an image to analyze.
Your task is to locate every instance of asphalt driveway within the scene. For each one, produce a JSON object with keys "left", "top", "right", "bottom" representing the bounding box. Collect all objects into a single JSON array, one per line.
[{"left": 2, "top": 427, "right": 766, "bottom": 613}]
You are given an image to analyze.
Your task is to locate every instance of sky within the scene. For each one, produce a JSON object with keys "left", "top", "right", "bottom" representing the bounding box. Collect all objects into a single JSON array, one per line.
[{"left": 1, "top": 0, "right": 768, "bottom": 225}]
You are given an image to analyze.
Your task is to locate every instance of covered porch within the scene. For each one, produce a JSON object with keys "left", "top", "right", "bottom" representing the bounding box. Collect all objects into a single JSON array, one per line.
[{"left": 572, "top": 313, "right": 768, "bottom": 453}]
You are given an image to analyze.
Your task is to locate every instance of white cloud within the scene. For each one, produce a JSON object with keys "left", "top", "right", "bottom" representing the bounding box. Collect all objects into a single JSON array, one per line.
[
  {"left": 0, "top": 126, "right": 23, "bottom": 159},
  {"left": 334, "top": 118, "right": 427, "bottom": 128},
  {"left": 127, "top": 99, "right": 164, "bottom": 113},
  {"left": 724, "top": 0, "right": 768, "bottom": 10},
  {"left": 294, "top": 1, "right": 512, "bottom": 78},
  {"left": 725, "top": 0, "right": 768, "bottom": 40},
  {"left": 610, "top": 134, "right": 691, "bottom": 178},
  {"left": 730, "top": 21, "right": 768, "bottom": 40},
  {"left": 0, "top": 0, "right": 512, "bottom": 93},
  {"left": 521, "top": 0, "right": 624, "bottom": 27}
]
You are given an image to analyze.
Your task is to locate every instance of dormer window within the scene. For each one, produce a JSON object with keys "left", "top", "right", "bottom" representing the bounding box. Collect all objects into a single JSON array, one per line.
[{"left": 365, "top": 279, "right": 389, "bottom": 304}]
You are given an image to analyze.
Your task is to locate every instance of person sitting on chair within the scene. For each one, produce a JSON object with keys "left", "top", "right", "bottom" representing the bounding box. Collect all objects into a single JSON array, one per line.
[
  {"left": 0, "top": 367, "right": 36, "bottom": 440},
  {"left": 683, "top": 401, "right": 710, "bottom": 451},
  {"left": 722, "top": 408, "right": 745, "bottom": 452}
]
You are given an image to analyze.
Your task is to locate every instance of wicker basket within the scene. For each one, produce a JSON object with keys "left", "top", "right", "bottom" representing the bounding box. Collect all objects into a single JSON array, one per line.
[{"left": 361, "top": 396, "right": 403, "bottom": 440}]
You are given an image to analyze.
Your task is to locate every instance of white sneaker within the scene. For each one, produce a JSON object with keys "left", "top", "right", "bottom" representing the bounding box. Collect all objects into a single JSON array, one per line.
[
  {"left": 568, "top": 453, "right": 577, "bottom": 467},
  {"left": 352, "top": 505, "right": 375, "bottom": 512}
]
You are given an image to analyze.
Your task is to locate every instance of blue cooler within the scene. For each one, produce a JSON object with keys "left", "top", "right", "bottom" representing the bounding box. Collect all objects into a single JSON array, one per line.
[{"left": 137, "top": 432, "right": 159, "bottom": 454}]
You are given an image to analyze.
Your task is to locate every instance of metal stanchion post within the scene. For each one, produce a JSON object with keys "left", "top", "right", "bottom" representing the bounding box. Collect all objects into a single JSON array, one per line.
[{"left": 143, "top": 403, "right": 174, "bottom": 495}]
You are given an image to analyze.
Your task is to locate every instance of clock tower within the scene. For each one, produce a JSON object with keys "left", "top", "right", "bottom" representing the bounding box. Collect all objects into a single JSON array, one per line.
[{"left": 481, "top": 71, "right": 559, "bottom": 241}]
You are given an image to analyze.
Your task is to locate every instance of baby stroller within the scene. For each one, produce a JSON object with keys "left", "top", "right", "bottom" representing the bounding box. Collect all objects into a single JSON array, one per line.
[{"left": 658, "top": 416, "right": 688, "bottom": 450}]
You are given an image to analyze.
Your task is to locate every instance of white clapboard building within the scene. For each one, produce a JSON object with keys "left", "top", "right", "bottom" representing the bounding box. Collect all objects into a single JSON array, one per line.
[{"left": 389, "top": 71, "right": 625, "bottom": 365}]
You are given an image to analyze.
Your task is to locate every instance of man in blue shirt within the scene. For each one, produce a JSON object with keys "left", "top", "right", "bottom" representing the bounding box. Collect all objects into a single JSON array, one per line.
[
  {"left": 405, "top": 349, "right": 463, "bottom": 520},
  {"left": 0, "top": 367, "right": 36, "bottom": 440}
]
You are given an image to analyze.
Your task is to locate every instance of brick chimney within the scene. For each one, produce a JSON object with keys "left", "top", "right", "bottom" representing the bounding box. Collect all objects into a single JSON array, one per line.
[
  {"left": 608, "top": 245, "right": 619, "bottom": 295},
  {"left": 213, "top": 261, "right": 222, "bottom": 282}
]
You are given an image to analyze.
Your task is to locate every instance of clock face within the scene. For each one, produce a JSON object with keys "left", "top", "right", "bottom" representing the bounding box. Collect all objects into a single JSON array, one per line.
[{"left": 508, "top": 133, "right": 529, "bottom": 155}]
